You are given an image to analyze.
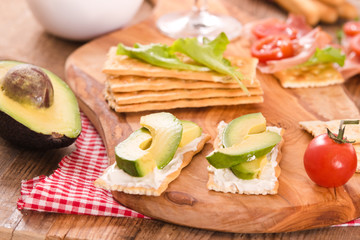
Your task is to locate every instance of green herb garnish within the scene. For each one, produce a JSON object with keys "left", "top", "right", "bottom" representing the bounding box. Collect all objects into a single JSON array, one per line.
[
  {"left": 171, "top": 33, "right": 248, "bottom": 94},
  {"left": 302, "top": 46, "right": 345, "bottom": 67},
  {"left": 116, "top": 33, "right": 248, "bottom": 94},
  {"left": 117, "top": 43, "right": 210, "bottom": 72}
]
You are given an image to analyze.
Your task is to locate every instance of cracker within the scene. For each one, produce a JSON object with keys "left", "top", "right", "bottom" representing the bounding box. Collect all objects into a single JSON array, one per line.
[
  {"left": 105, "top": 91, "right": 264, "bottom": 112},
  {"left": 300, "top": 119, "right": 360, "bottom": 172},
  {"left": 94, "top": 133, "right": 211, "bottom": 196},
  {"left": 103, "top": 47, "right": 258, "bottom": 83},
  {"left": 110, "top": 87, "right": 263, "bottom": 105},
  {"left": 274, "top": 63, "right": 344, "bottom": 88},
  {"left": 107, "top": 75, "right": 261, "bottom": 93},
  {"left": 207, "top": 124, "right": 285, "bottom": 195},
  {"left": 299, "top": 119, "right": 360, "bottom": 143}
]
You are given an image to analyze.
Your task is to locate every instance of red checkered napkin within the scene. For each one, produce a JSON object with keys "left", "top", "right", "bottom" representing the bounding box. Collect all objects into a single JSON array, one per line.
[
  {"left": 17, "top": 113, "right": 147, "bottom": 218},
  {"left": 17, "top": 113, "right": 360, "bottom": 227}
]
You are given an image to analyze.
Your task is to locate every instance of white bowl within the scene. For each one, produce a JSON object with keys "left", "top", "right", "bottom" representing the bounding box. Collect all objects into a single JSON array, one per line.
[{"left": 26, "top": 0, "right": 144, "bottom": 41}]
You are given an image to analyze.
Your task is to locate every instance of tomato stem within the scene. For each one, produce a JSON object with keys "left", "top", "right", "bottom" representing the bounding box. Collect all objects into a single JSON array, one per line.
[{"left": 327, "top": 120, "right": 359, "bottom": 144}]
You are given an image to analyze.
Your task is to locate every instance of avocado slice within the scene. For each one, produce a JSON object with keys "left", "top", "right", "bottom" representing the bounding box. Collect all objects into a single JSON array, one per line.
[
  {"left": 115, "top": 127, "right": 154, "bottom": 177},
  {"left": 206, "top": 131, "right": 281, "bottom": 169},
  {"left": 115, "top": 117, "right": 199, "bottom": 177},
  {"left": 179, "top": 120, "right": 202, "bottom": 147},
  {"left": 230, "top": 155, "right": 268, "bottom": 180},
  {"left": 223, "top": 113, "right": 266, "bottom": 148},
  {"left": 0, "top": 61, "right": 81, "bottom": 149},
  {"left": 140, "top": 112, "right": 182, "bottom": 169}
]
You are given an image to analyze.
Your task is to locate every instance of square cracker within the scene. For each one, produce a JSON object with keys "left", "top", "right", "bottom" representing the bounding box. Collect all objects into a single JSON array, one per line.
[
  {"left": 274, "top": 63, "right": 344, "bottom": 88},
  {"left": 94, "top": 133, "right": 211, "bottom": 196},
  {"left": 109, "top": 87, "right": 263, "bottom": 105},
  {"left": 105, "top": 90, "right": 264, "bottom": 112},
  {"left": 207, "top": 124, "right": 285, "bottom": 195},
  {"left": 103, "top": 47, "right": 258, "bottom": 83},
  {"left": 299, "top": 119, "right": 360, "bottom": 143},
  {"left": 300, "top": 119, "right": 360, "bottom": 172},
  {"left": 107, "top": 75, "right": 261, "bottom": 93}
]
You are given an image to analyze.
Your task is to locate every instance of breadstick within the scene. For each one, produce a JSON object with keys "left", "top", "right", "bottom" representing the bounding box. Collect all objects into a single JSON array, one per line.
[
  {"left": 338, "top": 1, "right": 359, "bottom": 20},
  {"left": 313, "top": 0, "right": 338, "bottom": 23},
  {"left": 317, "top": 0, "right": 345, "bottom": 6},
  {"left": 274, "top": 0, "right": 320, "bottom": 25}
]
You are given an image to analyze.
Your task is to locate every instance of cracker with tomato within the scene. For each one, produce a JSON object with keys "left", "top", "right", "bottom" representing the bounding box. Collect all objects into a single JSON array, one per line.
[{"left": 244, "top": 14, "right": 345, "bottom": 88}]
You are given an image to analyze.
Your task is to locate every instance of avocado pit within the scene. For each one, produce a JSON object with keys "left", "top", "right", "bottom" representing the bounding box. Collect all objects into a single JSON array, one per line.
[{"left": 1, "top": 64, "right": 54, "bottom": 108}]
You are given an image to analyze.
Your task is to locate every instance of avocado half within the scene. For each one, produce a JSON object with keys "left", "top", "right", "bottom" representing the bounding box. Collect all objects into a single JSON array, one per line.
[{"left": 0, "top": 60, "right": 81, "bottom": 149}]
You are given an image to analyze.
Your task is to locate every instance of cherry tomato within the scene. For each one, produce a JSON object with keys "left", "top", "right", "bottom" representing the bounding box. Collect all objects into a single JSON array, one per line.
[
  {"left": 350, "top": 34, "right": 360, "bottom": 56},
  {"left": 303, "top": 133, "right": 357, "bottom": 188},
  {"left": 343, "top": 21, "right": 360, "bottom": 37},
  {"left": 252, "top": 20, "right": 298, "bottom": 40},
  {"left": 251, "top": 36, "right": 294, "bottom": 62}
]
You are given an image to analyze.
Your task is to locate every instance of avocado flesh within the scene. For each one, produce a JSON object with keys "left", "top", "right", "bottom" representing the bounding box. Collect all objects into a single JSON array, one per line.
[
  {"left": 115, "top": 118, "right": 199, "bottom": 177},
  {"left": 179, "top": 120, "right": 202, "bottom": 147},
  {"left": 230, "top": 155, "right": 268, "bottom": 180},
  {"left": 0, "top": 61, "right": 81, "bottom": 149},
  {"left": 115, "top": 128, "right": 154, "bottom": 177},
  {"left": 223, "top": 113, "right": 266, "bottom": 148},
  {"left": 140, "top": 112, "right": 182, "bottom": 169},
  {"left": 206, "top": 131, "right": 281, "bottom": 169}
]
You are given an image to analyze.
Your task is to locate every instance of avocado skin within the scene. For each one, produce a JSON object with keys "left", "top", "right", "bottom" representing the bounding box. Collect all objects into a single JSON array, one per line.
[{"left": 0, "top": 110, "right": 76, "bottom": 149}]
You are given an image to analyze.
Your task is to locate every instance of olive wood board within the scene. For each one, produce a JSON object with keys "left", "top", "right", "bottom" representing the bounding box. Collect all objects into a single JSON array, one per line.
[{"left": 64, "top": 0, "right": 360, "bottom": 233}]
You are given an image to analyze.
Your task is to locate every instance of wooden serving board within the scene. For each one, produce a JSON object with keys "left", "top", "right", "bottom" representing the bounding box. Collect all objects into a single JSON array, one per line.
[{"left": 65, "top": 0, "right": 360, "bottom": 233}]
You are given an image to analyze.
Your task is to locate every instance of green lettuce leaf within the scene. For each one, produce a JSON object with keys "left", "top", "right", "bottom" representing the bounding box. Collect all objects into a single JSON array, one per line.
[
  {"left": 170, "top": 33, "right": 248, "bottom": 94},
  {"left": 303, "top": 46, "right": 346, "bottom": 67},
  {"left": 117, "top": 43, "right": 210, "bottom": 72}
]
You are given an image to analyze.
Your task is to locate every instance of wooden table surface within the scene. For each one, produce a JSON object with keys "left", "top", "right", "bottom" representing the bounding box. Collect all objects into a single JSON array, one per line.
[{"left": 1, "top": 0, "right": 360, "bottom": 239}]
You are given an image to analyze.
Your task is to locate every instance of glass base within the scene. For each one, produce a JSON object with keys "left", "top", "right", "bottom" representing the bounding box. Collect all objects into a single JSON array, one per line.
[{"left": 156, "top": 10, "right": 242, "bottom": 41}]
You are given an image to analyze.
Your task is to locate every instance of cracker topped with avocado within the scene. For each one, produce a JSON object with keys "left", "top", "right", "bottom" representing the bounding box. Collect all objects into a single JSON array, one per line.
[
  {"left": 206, "top": 113, "right": 284, "bottom": 195},
  {"left": 95, "top": 112, "right": 210, "bottom": 196}
]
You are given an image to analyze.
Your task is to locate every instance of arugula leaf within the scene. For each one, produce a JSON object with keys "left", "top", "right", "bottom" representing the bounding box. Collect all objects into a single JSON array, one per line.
[
  {"left": 302, "top": 46, "right": 346, "bottom": 67},
  {"left": 170, "top": 33, "right": 248, "bottom": 94},
  {"left": 117, "top": 43, "right": 210, "bottom": 72}
]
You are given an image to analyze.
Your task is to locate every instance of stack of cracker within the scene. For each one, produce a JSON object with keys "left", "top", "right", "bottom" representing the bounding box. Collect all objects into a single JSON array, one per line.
[{"left": 102, "top": 47, "right": 263, "bottom": 113}]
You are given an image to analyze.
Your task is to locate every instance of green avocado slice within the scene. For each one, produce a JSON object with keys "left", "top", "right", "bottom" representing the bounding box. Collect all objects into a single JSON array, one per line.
[
  {"left": 115, "top": 117, "right": 199, "bottom": 177},
  {"left": 206, "top": 131, "right": 281, "bottom": 169},
  {"left": 230, "top": 155, "right": 268, "bottom": 180},
  {"left": 0, "top": 60, "right": 81, "bottom": 149},
  {"left": 179, "top": 120, "right": 202, "bottom": 147},
  {"left": 140, "top": 112, "right": 183, "bottom": 169},
  {"left": 223, "top": 112, "right": 266, "bottom": 148},
  {"left": 115, "top": 128, "right": 154, "bottom": 177}
]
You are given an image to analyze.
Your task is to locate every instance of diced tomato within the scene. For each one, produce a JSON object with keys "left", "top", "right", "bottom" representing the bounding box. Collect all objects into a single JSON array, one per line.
[
  {"left": 350, "top": 34, "right": 360, "bottom": 56},
  {"left": 251, "top": 36, "right": 295, "bottom": 62},
  {"left": 252, "top": 19, "right": 298, "bottom": 40},
  {"left": 343, "top": 21, "right": 360, "bottom": 37}
]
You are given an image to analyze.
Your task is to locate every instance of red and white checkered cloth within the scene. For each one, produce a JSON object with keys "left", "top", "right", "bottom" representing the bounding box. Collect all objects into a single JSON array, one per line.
[
  {"left": 17, "top": 113, "right": 360, "bottom": 227},
  {"left": 17, "top": 113, "right": 147, "bottom": 218}
]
